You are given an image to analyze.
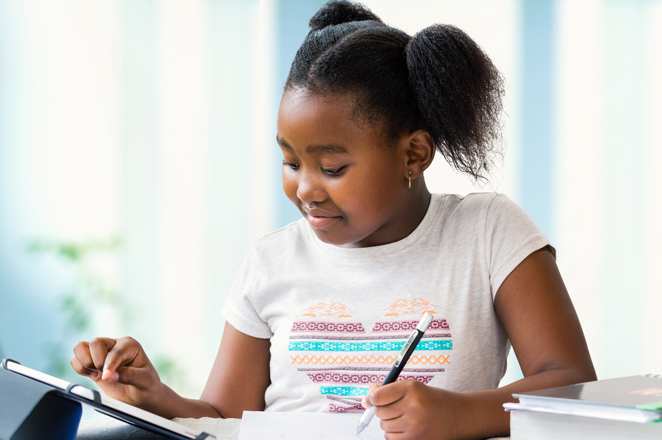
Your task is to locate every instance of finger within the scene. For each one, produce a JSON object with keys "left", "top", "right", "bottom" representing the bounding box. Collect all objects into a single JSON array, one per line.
[
  {"left": 370, "top": 381, "right": 407, "bottom": 407},
  {"left": 381, "top": 415, "right": 426, "bottom": 440},
  {"left": 70, "top": 355, "right": 100, "bottom": 380},
  {"left": 383, "top": 432, "right": 407, "bottom": 440},
  {"left": 374, "top": 395, "right": 407, "bottom": 421},
  {"left": 362, "top": 382, "right": 381, "bottom": 408},
  {"left": 89, "top": 337, "right": 117, "bottom": 372},
  {"left": 113, "top": 366, "right": 155, "bottom": 390},
  {"left": 72, "top": 341, "right": 96, "bottom": 371},
  {"left": 379, "top": 417, "right": 405, "bottom": 435},
  {"left": 103, "top": 337, "right": 142, "bottom": 381}
]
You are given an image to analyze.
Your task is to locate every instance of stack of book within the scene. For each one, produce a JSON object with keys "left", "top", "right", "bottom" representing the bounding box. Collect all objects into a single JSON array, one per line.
[{"left": 504, "top": 374, "right": 662, "bottom": 440}]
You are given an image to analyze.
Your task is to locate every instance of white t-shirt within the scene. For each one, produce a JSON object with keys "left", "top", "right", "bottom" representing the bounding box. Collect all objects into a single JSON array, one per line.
[{"left": 223, "top": 193, "right": 552, "bottom": 413}]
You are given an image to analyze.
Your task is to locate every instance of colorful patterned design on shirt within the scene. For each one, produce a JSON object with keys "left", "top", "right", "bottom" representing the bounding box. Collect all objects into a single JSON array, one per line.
[
  {"left": 290, "top": 321, "right": 365, "bottom": 333},
  {"left": 320, "top": 386, "right": 369, "bottom": 397},
  {"left": 298, "top": 367, "right": 445, "bottom": 373},
  {"left": 289, "top": 334, "right": 450, "bottom": 340},
  {"left": 290, "top": 354, "right": 450, "bottom": 365},
  {"left": 289, "top": 340, "right": 452, "bottom": 352},
  {"left": 306, "top": 372, "right": 434, "bottom": 385},
  {"left": 289, "top": 299, "right": 452, "bottom": 413},
  {"left": 327, "top": 396, "right": 362, "bottom": 404},
  {"left": 408, "top": 354, "right": 450, "bottom": 365},
  {"left": 383, "top": 297, "right": 437, "bottom": 317},
  {"left": 325, "top": 396, "right": 365, "bottom": 413},
  {"left": 301, "top": 302, "right": 353, "bottom": 318},
  {"left": 329, "top": 403, "right": 365, "bottom": 413},
  {"left": 371, "top": 318, "right": 450, "bottom": 333}
]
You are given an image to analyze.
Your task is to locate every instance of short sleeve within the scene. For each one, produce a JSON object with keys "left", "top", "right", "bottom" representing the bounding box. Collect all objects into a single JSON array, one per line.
[
  {"left": 485, "top": 194, "right": 555, "bottom": 298},
  {"left": 222, "top": 247, "right": 274, "bottom": 339}
]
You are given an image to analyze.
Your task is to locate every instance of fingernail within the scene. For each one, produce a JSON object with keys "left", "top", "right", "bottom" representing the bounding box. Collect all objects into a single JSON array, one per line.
[
  {"left": 102, "top": 369, "right": 110, "bottom": 381},
  {"left": 90, "top": 370, "right": 99, "bottom": 379}
]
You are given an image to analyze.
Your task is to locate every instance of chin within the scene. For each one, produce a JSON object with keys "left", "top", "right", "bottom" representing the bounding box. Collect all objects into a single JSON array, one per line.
[
  {"left": 312, "top": 230, "right": 344, "bottom": 245},
  {"left": 311, "top": 228, "right": 353, "bottom": 247},
  {"left": 312, "top": 228, "right": 371, "bottom": 249}
]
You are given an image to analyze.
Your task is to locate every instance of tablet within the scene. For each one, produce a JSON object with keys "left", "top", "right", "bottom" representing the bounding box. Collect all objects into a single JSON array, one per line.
[{"left": 3, "top": 359, "right": 216, "bottom": 440}]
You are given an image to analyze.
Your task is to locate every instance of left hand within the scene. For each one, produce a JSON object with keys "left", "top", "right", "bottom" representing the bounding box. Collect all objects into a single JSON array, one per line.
[{"left": 361, "top": 380, "right": 467, "bottom": 440}]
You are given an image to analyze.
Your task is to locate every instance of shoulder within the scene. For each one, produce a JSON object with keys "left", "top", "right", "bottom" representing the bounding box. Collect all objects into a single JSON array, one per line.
[
  {"left": 253, "top": 218, "right": 309, "bottom": 245},
  {"left": 438, "top": 192, "right": 539, "bottom": 238},
  {"left": 431, "top": 192, "right": 535, "bottom": 245},
  {"left": 435, "top": 191, "right": 505, "bottom": 220},
  {"left": 246, "top": 218, "right": 313, "bottom": 263}
]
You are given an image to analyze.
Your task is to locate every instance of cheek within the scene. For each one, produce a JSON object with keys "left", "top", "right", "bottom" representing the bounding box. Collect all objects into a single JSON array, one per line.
[
  {"left": 337, "top": 167, "right": 401, "bottom": 219},
  {"left": 282, "top": 169, "right": 299, "bottom": 204}
]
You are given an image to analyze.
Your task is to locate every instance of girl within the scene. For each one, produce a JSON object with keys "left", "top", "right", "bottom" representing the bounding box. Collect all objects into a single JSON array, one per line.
[{"left": 70, "top": 2, "right": 596, "bottom": 439}]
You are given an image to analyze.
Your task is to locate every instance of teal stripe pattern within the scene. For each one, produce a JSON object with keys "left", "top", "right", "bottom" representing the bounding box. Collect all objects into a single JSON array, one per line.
[
  {"left": 288, "top": 340, "right": 452, "bottom": 352},
  {"left": 320, "top": 386, "right": 368, "bottom": 397}
]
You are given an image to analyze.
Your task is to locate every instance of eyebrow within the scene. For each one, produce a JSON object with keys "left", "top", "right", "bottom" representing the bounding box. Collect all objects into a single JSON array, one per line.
[{"left": 276, "top": 136, "right": 349, "bottom": 155}]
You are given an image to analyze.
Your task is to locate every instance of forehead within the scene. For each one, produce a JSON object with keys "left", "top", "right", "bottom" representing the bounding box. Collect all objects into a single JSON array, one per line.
[{"left": 277, "top": 89, "right": 380, "bottom": 152}]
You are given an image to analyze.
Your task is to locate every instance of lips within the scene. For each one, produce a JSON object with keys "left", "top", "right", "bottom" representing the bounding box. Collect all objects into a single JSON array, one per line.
[{"left": 303, "top": 208, "right": 342, "bottom": 229}]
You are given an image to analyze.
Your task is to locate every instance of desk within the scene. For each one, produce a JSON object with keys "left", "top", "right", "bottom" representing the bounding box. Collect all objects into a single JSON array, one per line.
[
  {"left": 76, "top": 418, "right": 241, "bottom": 440},
  {"left": 75, "top": 418, "right": 510, "bottom": 440}
]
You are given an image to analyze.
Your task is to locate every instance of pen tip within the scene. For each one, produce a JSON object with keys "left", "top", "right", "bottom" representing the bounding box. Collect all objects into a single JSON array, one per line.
[{"left": 356, "top": 424, "right": 365, "bottom": 436}]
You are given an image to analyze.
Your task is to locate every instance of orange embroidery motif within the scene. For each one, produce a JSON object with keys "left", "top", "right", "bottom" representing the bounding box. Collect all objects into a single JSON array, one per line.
[
  {"left": 384, "top": 297, "right": 437, "bottom": 317},
  {"left": 302, "top": 302, "right": 353, "bottom": 318},
  {"left": 409, "top": 354, "right": 450, "bottom": 365}
]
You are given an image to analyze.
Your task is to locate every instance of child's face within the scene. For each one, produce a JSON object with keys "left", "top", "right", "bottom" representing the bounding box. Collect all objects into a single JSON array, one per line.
[{"left": 277, "top": 89, "right": 413, "bottom": 248}]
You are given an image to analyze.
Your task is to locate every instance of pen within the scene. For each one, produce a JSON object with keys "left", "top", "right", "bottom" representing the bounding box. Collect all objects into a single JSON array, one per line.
[{"left": 356, "top": 312, "right": 433, "bottom": 436}]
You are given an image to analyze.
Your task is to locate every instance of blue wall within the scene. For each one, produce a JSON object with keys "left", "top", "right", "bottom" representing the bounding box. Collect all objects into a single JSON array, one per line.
[{"left": 520, "top": 0, "right": 555, "bottom": 242}]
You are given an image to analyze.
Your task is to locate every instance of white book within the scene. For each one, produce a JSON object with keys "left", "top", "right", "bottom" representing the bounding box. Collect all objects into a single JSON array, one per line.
[
  {"left": 505, "top": 375, "right": 662, "bottom": 440},
  {"left": 510, "top": 410, "right": 662, "bottom": 440}
]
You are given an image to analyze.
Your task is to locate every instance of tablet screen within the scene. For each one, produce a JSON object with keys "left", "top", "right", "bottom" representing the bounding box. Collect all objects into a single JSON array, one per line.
[{"left": 5, "top": 360, "right": 214, "bottom": 439}]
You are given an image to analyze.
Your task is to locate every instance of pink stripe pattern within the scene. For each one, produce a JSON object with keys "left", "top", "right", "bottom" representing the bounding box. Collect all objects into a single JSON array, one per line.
[
  {"left": 371, "top": 319, "right": 449, "bottom": 333},
  {"left": 289, "top": 334, "right": 451, "bottom": 340},
  {"left": 329, "top": 403, "right": 365, "bottom": 413},
  {"left": 307, "top": 372, "right": 433, "bottom": 385},
  {"left": 290, "top": 321, "right": 366, "bottom": 333},
  {"left": 298, "top": 367, "right": 445, "bottom": 373}
]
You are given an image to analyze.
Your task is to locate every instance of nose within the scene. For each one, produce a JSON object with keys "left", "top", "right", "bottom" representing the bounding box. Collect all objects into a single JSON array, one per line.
[{"left": 296, "top": 171, "right": 327, "bottom": 206}]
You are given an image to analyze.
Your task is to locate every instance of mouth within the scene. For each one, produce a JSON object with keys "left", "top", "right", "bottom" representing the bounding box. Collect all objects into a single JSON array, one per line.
[{"left": 302, "top": 208, "right": 342, "bottom": 229}]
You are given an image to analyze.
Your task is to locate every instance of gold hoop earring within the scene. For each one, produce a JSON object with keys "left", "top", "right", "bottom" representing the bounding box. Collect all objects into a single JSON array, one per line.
[{"left": 408, "top": 170, "right": 412, "bottom": 188}]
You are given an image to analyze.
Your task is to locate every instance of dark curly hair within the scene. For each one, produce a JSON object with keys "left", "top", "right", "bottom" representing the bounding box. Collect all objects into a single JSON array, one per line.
[{"left": 285, "top": 0, "right": 505, "bottom": 182}]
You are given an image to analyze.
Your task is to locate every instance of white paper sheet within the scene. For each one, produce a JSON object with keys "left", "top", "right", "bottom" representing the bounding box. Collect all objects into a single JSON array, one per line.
[{"left": 238, "top": 411, "right": 385, "bottom": 440}]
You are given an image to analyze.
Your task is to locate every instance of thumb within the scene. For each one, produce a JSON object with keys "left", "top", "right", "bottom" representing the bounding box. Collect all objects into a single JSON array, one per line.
[
  {"left": 362, "top": 382, "right": 381, "bottom": 408},
  {"left": 102, "top": 353, "right": 123, "bottom": 382},
  {"left": 101, "top": 337, "right": 144, "bottom": 382},
  {"left": 113, "top": 366, "right": 155, "bottom": 390},
  {"left": 102, "top": 347, "right": 131, "bottom": 382}
]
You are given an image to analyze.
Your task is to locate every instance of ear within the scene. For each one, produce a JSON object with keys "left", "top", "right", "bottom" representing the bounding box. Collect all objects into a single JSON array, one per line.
[{"left": 401, "top": 130, "right": 435, "bottom": 180}]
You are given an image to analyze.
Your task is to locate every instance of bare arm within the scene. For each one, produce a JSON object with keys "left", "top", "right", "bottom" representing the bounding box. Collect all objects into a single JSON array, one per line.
[
  {"left": 71, "top": 322, "right": 271, "bottom": 419},
  {"left": 450, "top": 246, "right": 596, "bottom": 437},
  {"left": 364, "top": 247, "right": 597, "bottom": 439},
  {"left": 157, "top": 322, "right": 271, "bottom": 419}
]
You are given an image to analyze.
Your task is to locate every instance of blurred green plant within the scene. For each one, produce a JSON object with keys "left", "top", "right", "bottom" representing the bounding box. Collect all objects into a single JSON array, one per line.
[{"left": 27, "top": 238, "right": 188, "bottom": 391}]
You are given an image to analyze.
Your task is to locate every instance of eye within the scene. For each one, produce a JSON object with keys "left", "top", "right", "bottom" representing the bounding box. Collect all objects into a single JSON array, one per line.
[
  {"left": 322, "top": 166, "right": 346, "bottom": 177},
  {"left": 282, "top": 161, "right": 299, "bottom": 171}
]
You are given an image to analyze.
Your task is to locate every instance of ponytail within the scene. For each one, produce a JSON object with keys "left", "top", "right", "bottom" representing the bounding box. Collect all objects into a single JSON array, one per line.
[
  {"left": 407, "top": 25, "right": 504, "bottom": 181},
  {"left": 286, "top": 1, "right": 504, "bottom": 182}
]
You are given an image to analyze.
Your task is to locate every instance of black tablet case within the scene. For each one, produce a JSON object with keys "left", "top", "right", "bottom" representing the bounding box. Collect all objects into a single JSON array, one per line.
[{"left": 0, "top": 359, "right": 212, "bottom": 440}]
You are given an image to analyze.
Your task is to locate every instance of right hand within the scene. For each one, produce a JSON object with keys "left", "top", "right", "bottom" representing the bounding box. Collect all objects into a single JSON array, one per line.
[{"left": 71, "top": 337, "right": 165, "bottom": 412}]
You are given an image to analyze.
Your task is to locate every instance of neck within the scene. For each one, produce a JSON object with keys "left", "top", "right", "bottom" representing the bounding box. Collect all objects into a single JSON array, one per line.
[
  {"left": 341, "top": 177, "right": 432, "bottom": 249},
  {"left": 400, "top": 176, "right": 433, "bottom": 239}
]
